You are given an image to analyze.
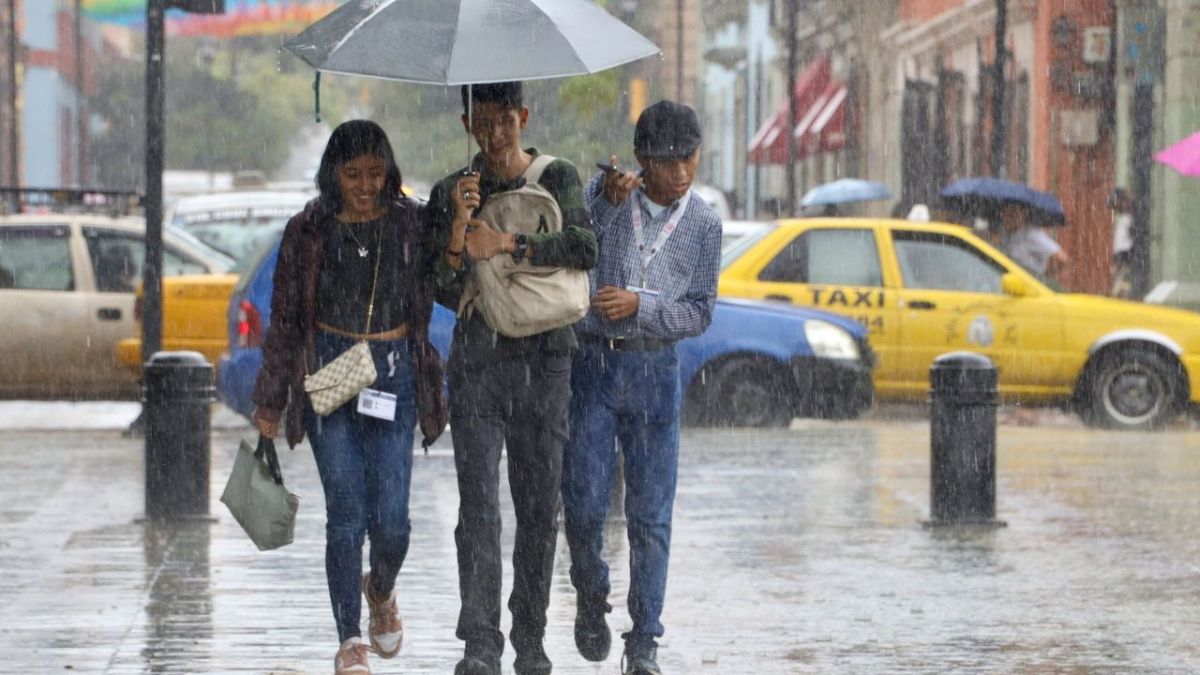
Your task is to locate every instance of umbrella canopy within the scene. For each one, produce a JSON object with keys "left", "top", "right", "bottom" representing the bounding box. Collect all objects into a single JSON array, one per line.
[
  {"left": 800, "top": 178, "right": 892, "bottom": 207},
  {"left": 1154, "top": 130, "right": 1200, "bottom": 177},
  {"left": 282, "top": 0, "right": 660, "bottom": 86},
  {"left": 940, "top": 177, "right": 1066, "bottom": 226}
]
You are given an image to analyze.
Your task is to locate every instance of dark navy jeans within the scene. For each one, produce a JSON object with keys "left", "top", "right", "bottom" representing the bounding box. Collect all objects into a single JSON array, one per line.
[
  {"left": 561, "top": 341, "right": 681, "bottom": 649},
  {"left": 304, "top": 332, "right": 417, "bottom": 643}
]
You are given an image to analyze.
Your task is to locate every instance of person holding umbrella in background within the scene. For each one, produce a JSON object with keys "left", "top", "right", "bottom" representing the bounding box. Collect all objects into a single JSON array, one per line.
[
  {"left": 426, "top": 81, "right": 597, "bottom": 675},
  {"left": 563, "top": 101, "right": 722, "bottom": 675},
  {"left": 1108, "top": 188, "right": 1134, "bottom": 298},
  {"left": 996, "top": 202, "right": 1070, "bottom": 283},
  {"left": 940, "top": 178, "right": 1070, "bottom": 285}
]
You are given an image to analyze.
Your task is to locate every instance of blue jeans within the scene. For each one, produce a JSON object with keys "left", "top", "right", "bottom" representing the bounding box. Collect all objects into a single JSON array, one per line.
[
  {"left": 304, "top": 332, "right": 417, "bottom": 643},
  {"left": 561, "top": 342, "right": 681, "bottom": 648}
]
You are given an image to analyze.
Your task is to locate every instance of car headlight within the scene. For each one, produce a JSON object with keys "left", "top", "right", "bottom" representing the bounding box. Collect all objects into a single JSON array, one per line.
[{"left": 804, "top": 319, "right": 861, "bottom": 361}]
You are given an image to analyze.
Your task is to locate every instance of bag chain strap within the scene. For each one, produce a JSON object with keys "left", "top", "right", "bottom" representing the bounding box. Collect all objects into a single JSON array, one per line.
[{"left": 362, "top": 222, "right": 385, "bottom": 334}]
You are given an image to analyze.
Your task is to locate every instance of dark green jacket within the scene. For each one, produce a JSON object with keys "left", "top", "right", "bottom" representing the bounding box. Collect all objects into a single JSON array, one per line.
[{"left": 425, "top": 149, "right": 597, "bottom": 362}]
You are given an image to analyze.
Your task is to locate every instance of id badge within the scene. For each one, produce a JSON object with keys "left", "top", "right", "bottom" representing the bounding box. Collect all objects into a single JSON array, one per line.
[{"left": 357, "top": 388, "right": 397, "bottom": 421}]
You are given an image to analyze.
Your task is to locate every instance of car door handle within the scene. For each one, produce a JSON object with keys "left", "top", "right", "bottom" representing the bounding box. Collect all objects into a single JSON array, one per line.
[
  {"left": 765, "top": 294, "right": 793, "bottom": 303},
  {"left": 907, "top": 300, "right": 936, "bottom": 310},
  {"left": 97, "top": 308, "right": 122, "bottom": 321}
]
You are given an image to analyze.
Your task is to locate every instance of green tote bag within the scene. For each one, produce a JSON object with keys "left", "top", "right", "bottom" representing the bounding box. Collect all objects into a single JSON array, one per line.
[{"left": 220, "top": 436, "right": 300, "bottom": 551}]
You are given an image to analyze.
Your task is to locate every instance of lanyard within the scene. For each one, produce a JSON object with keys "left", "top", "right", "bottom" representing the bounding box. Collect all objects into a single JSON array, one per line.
[{"left": 630, "top": 190, "right": 691, "bottom": 288}]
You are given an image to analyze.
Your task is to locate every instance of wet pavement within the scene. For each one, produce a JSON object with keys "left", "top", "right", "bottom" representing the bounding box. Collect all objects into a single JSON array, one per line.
[{"left": 1, "top": 409, "right": 1199, "bottom": 673}]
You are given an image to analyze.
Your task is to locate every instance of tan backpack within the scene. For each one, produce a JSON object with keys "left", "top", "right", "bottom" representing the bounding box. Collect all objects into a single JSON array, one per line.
[{"left": 459, "top": 154, "right": 590, "bottom": 338}]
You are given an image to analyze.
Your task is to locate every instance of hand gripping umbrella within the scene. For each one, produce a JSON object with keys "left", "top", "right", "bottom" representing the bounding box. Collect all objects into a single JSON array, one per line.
[{"left": 282, "top": 0, "right": 660, "bottom": 164}]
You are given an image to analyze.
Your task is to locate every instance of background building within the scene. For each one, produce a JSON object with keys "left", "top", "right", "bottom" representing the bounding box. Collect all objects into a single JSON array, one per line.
[
  {"left": 19, "top": 0, "right": 99, "bottom": 187},
  {"left": 639, "top": 0, "right": 702, "bottom": 106},
  {"left": 881, "top": 0, "right": 1118, "bottom": 294},
  {"left": 1113, "top": 0, "right": 1200, "bottom": 295},
  {"left": 700, "top": 0, "right": 777, "bottom": 218},
  {"left": 706, "top": 0, "right": 898, "bottom": 219},
  {"left": 1, "top": 0, "right": 21, "bottom": 187}
]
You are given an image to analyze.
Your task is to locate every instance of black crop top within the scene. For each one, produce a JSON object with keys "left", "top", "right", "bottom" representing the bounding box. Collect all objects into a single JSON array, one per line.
[{"left": 317, "top": 216, "right": 412, "bottom": 333}]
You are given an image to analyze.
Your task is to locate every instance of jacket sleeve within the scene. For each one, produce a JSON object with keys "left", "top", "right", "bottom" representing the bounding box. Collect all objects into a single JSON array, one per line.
[
  {"left": 583, "top": 172, "right": 625, "bottom": 240},
  {"left": 424, "top": 178, "right": 467, "bottom": 310},
  {"left": 408, "top": 200, "right": 437, "bottom": 326},
  {"left": 528, "top": 159, "right": 597, "bottom": 271},
  {"left": 251, "top": 215, "right": 306, "bottom": 420}
]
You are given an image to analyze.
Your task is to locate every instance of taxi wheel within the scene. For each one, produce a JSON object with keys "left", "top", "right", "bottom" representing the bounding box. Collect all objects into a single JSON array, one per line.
[
  {"left": 1080, "top": 348, "right": 1182, "bottom": 430},
  {"left": 714, "top": 360, "right": 793, "bottom": 428}
]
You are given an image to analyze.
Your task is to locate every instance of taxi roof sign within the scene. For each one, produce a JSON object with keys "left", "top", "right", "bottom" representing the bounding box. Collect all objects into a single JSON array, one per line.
[{"left": 0, "top": 187, "right": 143, "bottom": 217}]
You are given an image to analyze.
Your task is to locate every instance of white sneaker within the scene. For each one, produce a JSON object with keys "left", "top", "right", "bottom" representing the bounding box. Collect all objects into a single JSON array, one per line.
[
  {"left": 334, "top": 637, "right": 371, "bottom": 674},
  {"left": 363, "top": 572, "right": 403, "bottom": 658}
]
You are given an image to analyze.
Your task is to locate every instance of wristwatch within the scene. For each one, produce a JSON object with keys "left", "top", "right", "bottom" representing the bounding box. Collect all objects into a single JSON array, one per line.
[{"left": 512, "top": 233, "right": 529, "bottom": 262}]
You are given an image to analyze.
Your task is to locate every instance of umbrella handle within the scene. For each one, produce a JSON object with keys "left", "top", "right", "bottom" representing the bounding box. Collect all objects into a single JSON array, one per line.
[
  {"left": 313, "top": 72, "right": 321, "bottom": 124},
  {"left": 466, "top": 84, "right": 472, "bottom": 168}
]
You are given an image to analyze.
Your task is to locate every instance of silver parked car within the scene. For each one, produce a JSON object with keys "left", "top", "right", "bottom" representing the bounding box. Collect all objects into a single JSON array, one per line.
[{"left": 0, "top": 212, "right": 231, "bottom": 399}]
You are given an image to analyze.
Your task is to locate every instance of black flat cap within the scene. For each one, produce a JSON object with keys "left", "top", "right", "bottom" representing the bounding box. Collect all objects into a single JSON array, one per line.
[{"left": 634, "top": 100, "right": 702, "bottom": 158}]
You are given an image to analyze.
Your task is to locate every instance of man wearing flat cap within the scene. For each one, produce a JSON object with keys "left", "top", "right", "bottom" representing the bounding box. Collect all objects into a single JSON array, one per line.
[{"left": 561, "top": 100, "right": 722, "bottom": 675}]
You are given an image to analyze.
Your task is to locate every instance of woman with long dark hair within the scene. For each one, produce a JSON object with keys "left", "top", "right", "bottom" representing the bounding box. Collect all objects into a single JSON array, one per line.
[{"left": 252, "top": 120, "right": 447, "bottom": 675}]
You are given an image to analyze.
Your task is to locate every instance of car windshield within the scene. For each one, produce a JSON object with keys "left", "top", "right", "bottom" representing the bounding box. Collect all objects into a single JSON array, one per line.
[
  {"left": 172, "top": 208, "right": 294, "bottom": 263},
  {"left": 165, "top": 225, "right": 236, "bottom": 269},
  {"left": 720, "top": 226, "right": 772, "bottom": 270},
  {"left": 232, "top": 229, "right": 286, "bottom": 281}
]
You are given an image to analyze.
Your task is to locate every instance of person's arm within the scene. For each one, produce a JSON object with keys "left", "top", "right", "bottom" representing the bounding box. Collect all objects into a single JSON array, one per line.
[
  {"left": 1047, "top": 248, "right": 1070, "bottom": 279},
  {"left": 252, "top": 215, "right": 306, "bottom": 435},
  {"left": 526, "top": 159, "right": 597, "bottom": 270},
  {"left": 584, "top": 164, "right": 640, "bottom": 240},
  {"left": 636, "top": 211, "right": 723, "bottom": 340},
  {"left": 425, "top": 177, "right": 472, "bottom": 310},
  {"left": 1034, "top": 228, "right": 1069, "bottom": 279},
  {"left": 408, "top": 199, "right": 438, "bottom": 323}
]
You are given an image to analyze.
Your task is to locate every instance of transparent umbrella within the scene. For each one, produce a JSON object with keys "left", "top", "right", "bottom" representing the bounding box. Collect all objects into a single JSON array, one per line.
[
  {"left": 800, "top": 178, "right": 892, "bottom": 207},
  {"left": 282, "top": 0, "right": 660, "bottom": 163}
]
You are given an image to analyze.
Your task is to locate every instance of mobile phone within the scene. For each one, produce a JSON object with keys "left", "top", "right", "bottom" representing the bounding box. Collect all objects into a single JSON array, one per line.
[{"left": 597, "top": 163, "right": 644, "bottom": 178}]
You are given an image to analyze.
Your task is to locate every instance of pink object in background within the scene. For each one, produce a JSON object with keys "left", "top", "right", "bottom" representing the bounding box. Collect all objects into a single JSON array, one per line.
[{"left": 1154, "top": 130, "right": 1200, "bottom": 177}]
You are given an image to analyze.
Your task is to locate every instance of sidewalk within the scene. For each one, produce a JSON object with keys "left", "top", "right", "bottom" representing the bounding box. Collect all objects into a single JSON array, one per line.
[{"left": 1, "top": 416, "right": 1199, "bottom": 673}]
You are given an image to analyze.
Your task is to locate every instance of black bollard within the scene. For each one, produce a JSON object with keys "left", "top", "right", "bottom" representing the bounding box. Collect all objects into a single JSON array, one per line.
[
  {"left": 144, "top": 351, "right": 215, "bottom": 520},
  {"left": 927, "top": 351, "right": 1003, "bottom": 526}
]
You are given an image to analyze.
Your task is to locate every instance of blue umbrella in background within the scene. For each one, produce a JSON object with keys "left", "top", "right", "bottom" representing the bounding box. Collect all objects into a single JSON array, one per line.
[
  {"left": 940, "top": 177, "right": 1066, "bottom": 226},
  {"left": 800, "top": 178, "right": 892, "bottom": 207}
]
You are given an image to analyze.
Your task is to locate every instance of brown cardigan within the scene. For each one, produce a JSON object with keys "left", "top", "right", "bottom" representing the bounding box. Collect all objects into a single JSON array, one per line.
[{"left": 252, "top": 196, "right": 448, "bottom": 449}]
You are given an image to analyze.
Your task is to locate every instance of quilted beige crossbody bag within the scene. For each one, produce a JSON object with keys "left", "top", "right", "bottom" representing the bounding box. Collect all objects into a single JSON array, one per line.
[{"left": 303, "top": 223, "right": 383, "bottom": 415}]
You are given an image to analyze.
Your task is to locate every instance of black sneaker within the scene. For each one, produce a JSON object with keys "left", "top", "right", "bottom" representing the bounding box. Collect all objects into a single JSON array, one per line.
[
  {"left": 573, "top": 597, "right": 612, "bottom": 662},
  {"left": 622, "top": 643, "right": 662, "bottom": 675},
  {"left": 454, "top": 655, "right": 500, "bottom": 675},
  {"left": 512, "top": 641, "right": 552, "bottom": 675}
]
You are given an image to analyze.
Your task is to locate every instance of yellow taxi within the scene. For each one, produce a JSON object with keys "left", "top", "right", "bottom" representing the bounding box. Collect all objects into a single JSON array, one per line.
[
  {"left": 719, "top": 218, "right": 1200, "bottom": 430},
  {"left": 114, "top": 274, "right": 239, "bottom": 373}
]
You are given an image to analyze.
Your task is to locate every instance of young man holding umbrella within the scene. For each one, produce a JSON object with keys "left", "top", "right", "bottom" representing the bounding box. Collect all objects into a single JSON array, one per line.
[
  {"left": 425, "top": 81, "right": 597, "bottom": 675},
  {"left": 563, "top": 101, "right": 723, "bottom": 675}
]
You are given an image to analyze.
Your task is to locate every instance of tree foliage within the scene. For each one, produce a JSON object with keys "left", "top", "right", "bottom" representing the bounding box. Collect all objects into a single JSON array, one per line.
[
  {"left": 90, "top": 33, "right": 640, "bottom": 193},
  {"left": 89, "top": 36, "right": 342, "bottom": 190},
  {"left": 362, "top": 71, "right": 635, "bottom": 188}
]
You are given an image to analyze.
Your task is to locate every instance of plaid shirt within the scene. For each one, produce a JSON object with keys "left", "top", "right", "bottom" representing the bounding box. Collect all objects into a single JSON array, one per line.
[{"left": 578, "top": 174, "right": 722, "bottom": 341}]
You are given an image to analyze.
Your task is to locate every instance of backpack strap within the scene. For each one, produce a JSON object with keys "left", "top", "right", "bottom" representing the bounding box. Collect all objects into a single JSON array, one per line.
[{"left": 523, "top": 153, "right": 556, "bottom": 185}]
